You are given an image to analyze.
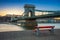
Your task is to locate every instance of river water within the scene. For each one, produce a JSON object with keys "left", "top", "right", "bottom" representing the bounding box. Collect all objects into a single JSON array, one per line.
[
  {"left": 0, "top": 23, "right": 60, "bottom": 32},
  {"left": 17, "top": 23, "right": 60, "bottom": 29}
]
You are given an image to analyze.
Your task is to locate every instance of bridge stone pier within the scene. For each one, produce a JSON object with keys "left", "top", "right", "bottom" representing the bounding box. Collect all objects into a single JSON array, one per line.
[{"left": 22, "top": 4, "right": 37, "bottom": 29}]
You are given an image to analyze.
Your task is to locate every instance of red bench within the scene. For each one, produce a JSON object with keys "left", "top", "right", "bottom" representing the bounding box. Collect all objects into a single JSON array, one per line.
[{"left": 33, "top": 26, "right": 55, "bottom": 36}]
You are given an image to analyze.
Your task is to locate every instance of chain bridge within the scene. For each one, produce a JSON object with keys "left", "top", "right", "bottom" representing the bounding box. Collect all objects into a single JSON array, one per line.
[
  {"left": 12, "top": 4, "right": 60, "bottom": 20},
  {"left": 11, "top": 4, "right": 60, "bottom": 29}
]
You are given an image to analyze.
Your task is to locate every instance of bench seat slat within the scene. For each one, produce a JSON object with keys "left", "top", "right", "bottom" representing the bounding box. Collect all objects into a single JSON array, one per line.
[{"left": 35, "top": 26, "right": 55, "bottom": 28}]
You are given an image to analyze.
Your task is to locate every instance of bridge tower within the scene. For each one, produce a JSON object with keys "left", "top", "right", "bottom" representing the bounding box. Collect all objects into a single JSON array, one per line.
[
  {"left": 23, "top": 4, "right": 37, "bottom": 30},
  {"left": 24, "top": 4, "right": 35, "bottom": 17}
]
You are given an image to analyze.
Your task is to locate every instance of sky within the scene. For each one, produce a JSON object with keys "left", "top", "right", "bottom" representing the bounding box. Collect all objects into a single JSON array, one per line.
[{"left": 0, "top": 0, "right": 60, "bottom": 16}]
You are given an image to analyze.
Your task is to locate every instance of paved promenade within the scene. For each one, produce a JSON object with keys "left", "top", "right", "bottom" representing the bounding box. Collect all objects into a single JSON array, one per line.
[
  {"left": 0, "top": 23, "right": 60, "bottom": 40},
  {"left": 0, "top": 29, "right": 60, "bottom": 40}
]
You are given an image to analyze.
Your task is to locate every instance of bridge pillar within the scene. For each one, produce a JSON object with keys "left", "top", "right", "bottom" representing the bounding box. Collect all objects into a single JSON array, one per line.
[
  {"left": 24, "top": 19, "right": 37, "bottom": 30},
  {"left": 23, "top": 4, "right": 37, "bottom": 30}
]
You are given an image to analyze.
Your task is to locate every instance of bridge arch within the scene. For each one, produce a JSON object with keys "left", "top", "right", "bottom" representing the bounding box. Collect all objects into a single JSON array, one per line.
[{"left": 24, "top": 4, "right": 35, "bottom": 17}]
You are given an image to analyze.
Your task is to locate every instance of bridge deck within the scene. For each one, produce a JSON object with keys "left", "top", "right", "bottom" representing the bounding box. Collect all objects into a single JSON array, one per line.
[{"left": 12, "top": 13, "right": 60, "bottom": 21}]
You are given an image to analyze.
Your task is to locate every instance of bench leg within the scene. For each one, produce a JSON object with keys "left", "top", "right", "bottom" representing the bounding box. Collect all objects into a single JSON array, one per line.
[
  {"left": 36, "top": 28, "right": 40, "bottom": 36},
  {"left": 50, "top": 28, "right": 54, "bottom": 34}
]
